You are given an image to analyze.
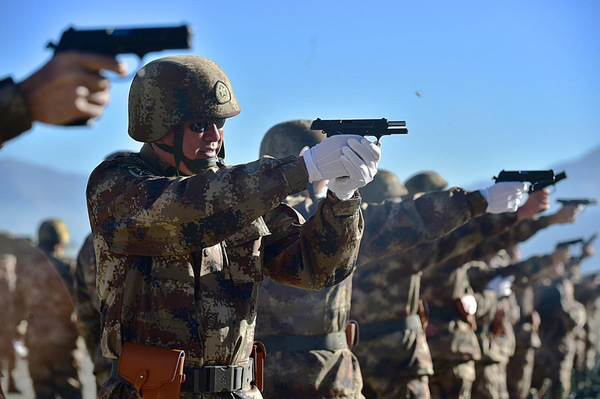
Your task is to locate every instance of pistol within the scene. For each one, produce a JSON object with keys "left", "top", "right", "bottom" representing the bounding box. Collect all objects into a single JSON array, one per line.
[
  {"left": 492, "top": 170, "right": 567, "bottom": 193},
  {"left": 555, "top": 238, "right": 585, "bottom": 249},
  {"left": 310, "top": 118, "right": 408, "bottom": 143},
  {"left": 47, "top": 24, "right": 192, "bottom": 58},
  {"left": 556, "top": 198, "right": 597, "bottom": 207}
]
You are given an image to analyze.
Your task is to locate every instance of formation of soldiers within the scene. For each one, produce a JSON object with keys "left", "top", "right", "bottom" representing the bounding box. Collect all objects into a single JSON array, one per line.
[{"left": 1, "top": 52, "right": 599, "bottom": 399}]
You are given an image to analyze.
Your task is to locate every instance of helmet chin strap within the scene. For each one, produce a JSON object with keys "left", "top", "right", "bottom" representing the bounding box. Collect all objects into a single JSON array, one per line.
[{"left": 155, "top": 124, "right": 219, "bottom": 175}]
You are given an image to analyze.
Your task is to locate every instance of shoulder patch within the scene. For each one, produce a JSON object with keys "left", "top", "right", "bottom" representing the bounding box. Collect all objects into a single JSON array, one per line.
[{"left": 118, "top": 163, "right": 153, "bottom": 179}]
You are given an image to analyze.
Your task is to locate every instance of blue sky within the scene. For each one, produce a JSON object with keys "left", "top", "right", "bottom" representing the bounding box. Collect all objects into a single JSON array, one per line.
[{"left": 1, "top": 0, "right": 599, "bottom": 188}]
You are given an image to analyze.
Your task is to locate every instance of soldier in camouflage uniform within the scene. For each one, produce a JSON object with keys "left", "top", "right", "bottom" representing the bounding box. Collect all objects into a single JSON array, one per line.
[
  {"left": 531, "top": 251, "right": 588, "bottom": 399},
  {"left": 573, "top": 271, "right": 600, "bottom": 392},
  {"left": 0, "top": 53, "right": 124, "bottom": 145},
  {"left": 351, "top": 181, "right": 558, "bottom": 398},
  {"left": 255, "top": 121, "right": 529, "bottom": 399},
  {"left": 0, "top": 233, "right": 82, "bottom": 399},
  {"left": 37, "top": 219, "right": 77, "bottom": 297},
  {"left": 0, "top": 254, "right": 19, "bottom": 394},
  {"left": 86, "top": 56, "right": 381, "bottom": 399},
  {"left": 404, "top": 171, "right": 448, "bottom": 196},
  {"left": 74, "top": 232, "right": 112, "bottom": 391}
]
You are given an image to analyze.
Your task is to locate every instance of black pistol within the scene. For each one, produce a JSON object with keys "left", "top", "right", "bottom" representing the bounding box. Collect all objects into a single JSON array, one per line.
[
  {"left": 492, "top": 170, "right": 567, "bottom": 193},
  {"left": 47, "top": 24, "right": 192, "bottom": 58},
  {"left": 556, "top": 198, "right": 597, "bottom": 207},
  {"left": 310, "top": 118, "right": 408, "bottom": 143}
]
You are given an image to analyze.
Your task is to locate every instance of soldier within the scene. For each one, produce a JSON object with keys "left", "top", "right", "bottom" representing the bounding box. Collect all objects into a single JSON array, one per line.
[
  {"left": 573, "top": 271, "right": 600, "bottom": 392},
  {"left": 37, "top": 219, "right": 76, "bottom": 296},
  {"left": 255, "top": 121, "right": 528, "bottom": 399},
  {"left": 531, "top": 249, "right": 588, "bottom": 399},
  {"left": 0, "top": 52, "right": 125, "bottom": 145},
  {"left": 404, "top": 170, "right": 448, "bottom": 196},
  {"left": 74, "top": 232, "right": 111, "bottom": 392},
  {"left": 0, "top": 233, "right": 82, "bottom": 399},
  {"left": 351, "top": 179, "right": 554, "bottom": 399},
  {"left": 0, "top": 254, "right": 19, "bottom": 394},
  {"left": 86, "top": 56, "right": 378, "bottom": 398}
]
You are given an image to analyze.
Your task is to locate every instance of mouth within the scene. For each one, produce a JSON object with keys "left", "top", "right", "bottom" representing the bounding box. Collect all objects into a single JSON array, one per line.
[{"left": 195, "top": 146, "right": 219, "bottom": 159}]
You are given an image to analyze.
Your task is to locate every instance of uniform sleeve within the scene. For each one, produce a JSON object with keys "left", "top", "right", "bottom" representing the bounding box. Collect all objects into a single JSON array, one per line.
[
  {"left": 261, "top": 191, "right": 363, "bottom": 290},
  {"left": 356, "top": 188, "right": 488, "bottom": 266},
  {"left": 74, "top": 234, "right": 101, "bottom": 358},
  {"left": 87, "top": 155, "right": 309, "bottom": 256},
  {"left": 0, "top": 77, "right": 32, "bottom": 145}
]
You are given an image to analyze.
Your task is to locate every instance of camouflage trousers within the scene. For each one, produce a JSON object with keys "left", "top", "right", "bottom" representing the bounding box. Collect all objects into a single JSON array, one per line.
[
  {"left": 428, "top": 360, "right": 475, "bottom": 399},
  {"left": 472, "top": 361, "right": 509, "bottom": 399},
  {"left": 353, "top": 328, "right": 433, "bottom": 399},
  {"left": 261, "top": 348, "right": 364, "bottom": 399},
  {"left": 531, "top": 345, "right": 576, "bottom": 399},
  {"left": 507, "top": 346, "right": 536, "bottom": 399},
  {"left": 28, "top": 346, "right": 83, "bottom": 399},
  {"left": 100, "top": 374, "right": 262, "bottom": 399}
]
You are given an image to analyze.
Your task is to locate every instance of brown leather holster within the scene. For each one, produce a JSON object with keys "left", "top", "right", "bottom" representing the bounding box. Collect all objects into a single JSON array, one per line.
[
  {"left": 492, "top": 308, "right": 506, "bottom": 337},
  {"left": 345, "top": 320, "right": 359, "bottom": 350},
  {"left": 417, "top": 298, "right": 429, "bottom": 331},
  {"left": 252, "top": 341, "right": 266, "bottom": 392},
  {"left": 118, "top": 342, "right": 185, "bottom": 399}
]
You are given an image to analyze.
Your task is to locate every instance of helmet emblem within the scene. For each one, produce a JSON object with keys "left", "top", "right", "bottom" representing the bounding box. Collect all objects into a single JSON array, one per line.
[{"left": 214, "top": 81, "right": 232, "bottom": 104}]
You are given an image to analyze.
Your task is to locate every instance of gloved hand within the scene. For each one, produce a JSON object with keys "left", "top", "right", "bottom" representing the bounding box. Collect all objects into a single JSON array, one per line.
[
  {"left": 479, "top": 182, "right": 528, "bottom": 214},
  {"left": 486, "top": 275, "right": 515, "bottom": 298},
  {"left": 327, "top": 138, "right": 381, "bottom": 200},
  {"left": 301, "top": 135, "right": 367, "bottom": 182}
]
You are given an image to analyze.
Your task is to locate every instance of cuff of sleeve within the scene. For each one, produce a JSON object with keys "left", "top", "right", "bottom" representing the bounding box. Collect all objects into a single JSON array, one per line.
[
  {"left": 279, "top": 156, "right": 309, "bottom": 194},
  {"left": 326, "top": 190, "right": 361, "bottom": 216},
  {"left": 467, "top": 190, "right": 488, "bottom": 217},
  {"left": 0, "top": 77, "right": 32, "bottom": 142}
]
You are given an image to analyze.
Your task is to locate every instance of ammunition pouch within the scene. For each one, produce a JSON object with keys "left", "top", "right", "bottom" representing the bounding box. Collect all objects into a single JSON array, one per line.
[
  {"left": 117, "top": 342, "right": 185, "bottom": 399},
  {"left": 181, "top": 362, "right": 253, "bottom": 393}
]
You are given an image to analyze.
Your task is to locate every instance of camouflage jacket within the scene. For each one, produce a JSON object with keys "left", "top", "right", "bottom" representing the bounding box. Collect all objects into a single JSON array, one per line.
[
  {"left": 74, "top": 232, "right": 111, "bottom": 375},
  {"left": 0, "top": 234, "right": 78, "bottom": 351},
  {"left": 86, "top": 144, "right": 363, "bottom": 368},
  {"left": 0, "top": 77, "right": 31, "bottom": 145}
]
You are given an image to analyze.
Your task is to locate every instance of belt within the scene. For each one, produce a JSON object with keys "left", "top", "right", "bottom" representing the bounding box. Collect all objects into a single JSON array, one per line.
[
  {"left": 359, "top": 315, "right": 423, "bottom": 342},
  {"left": 111, "top": 359, "right": 253, "bottom": 393},
  {"left": 181, "top": 362, "right": 253, "bottom": 393},
  {"left": 259, "top": 331, "right": 348, "bottom": 352}
]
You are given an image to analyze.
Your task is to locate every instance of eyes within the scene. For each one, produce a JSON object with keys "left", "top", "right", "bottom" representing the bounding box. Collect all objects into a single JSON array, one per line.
[{"left": 189, "top": 119, "right": 226, "bottom": 133}]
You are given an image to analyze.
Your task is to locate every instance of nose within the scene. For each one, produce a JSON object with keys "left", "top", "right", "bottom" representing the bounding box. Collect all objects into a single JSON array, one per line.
[{"left": 203, "top": 123, "right": 221, "bottom": 142}]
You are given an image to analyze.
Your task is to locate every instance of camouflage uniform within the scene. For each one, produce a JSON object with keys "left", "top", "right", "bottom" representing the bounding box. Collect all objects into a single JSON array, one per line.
[
  {"left": 351, "top": 204, "right": 519, "bottom": 398},
  {"left": 572, "top": 274, "right": 600, "bottom": 392},
  {"left": 87, "top": 139, "right": 364, "bottom": 399},
  {"left": 0, "top": 233, "right": 82, "bottom": 399},
  {"left": 0, "top": 254, "right": 18, "bottom": 393},
  {"left": 468, "top": 253, "right": 554, "bottom": 399},
  {"left": 0, "top": 77, "right": 32, "bottom": 145},
  {"left": 532, "top": 276, "right": 587, "bottom": 399},
  {"left": 420, "top": 215, "right": 555, "bottom": 399},
  {"left": 74, "top": 233, "right": 111, "bottom": 390},
  {"left": 257, "top": 187, "right": 489, "bottom": 399}
]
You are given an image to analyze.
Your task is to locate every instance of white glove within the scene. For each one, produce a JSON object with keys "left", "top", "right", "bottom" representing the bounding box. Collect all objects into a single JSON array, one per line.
[
  {"left": 327, "top": 138, "right": 381, "bottom": 200},
  {"left": 479, "top": 182, "right": 528, "bottom": 214},
  {"left": 486, "top": 275, "right": 515, "bottom": 298},
  {"left": 300, "top": 135, "right": 365, "bottom": 182}
]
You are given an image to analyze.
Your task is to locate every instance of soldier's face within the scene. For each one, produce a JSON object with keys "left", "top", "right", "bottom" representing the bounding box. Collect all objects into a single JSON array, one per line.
[{"left": 181, "top": 119, "right": 225, "bottom": 160}]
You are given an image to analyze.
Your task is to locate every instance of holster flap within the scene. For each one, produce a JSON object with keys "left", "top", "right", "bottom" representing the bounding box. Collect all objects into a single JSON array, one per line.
[{"left": 118, "top": 342, "right": 185, "bottom": 391}]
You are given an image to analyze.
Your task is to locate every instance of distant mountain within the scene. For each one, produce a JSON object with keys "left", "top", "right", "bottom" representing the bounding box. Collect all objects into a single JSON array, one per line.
[
  {"left": 466, "top": 144, "right": 600, "bottom": 274},
  {"left": 0, "top": 157, "right": 90, "bottom": 257}
]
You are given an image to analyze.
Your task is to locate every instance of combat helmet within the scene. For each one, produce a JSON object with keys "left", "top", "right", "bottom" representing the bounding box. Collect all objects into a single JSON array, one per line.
[
  {"left": 404, "top": 171, "right": 448, "bottom": 195},
  {"left": 128, "top": 55, "right": 240, "bottom": 172},
  {"left": 360, "top": 169, "right": 408, "bottom": 204},
  {"left": 38, "top": 219, "right": 70, "bottom": 247},
  {"left": 260, "top": 120, "right": 324, "bottom": 159}
]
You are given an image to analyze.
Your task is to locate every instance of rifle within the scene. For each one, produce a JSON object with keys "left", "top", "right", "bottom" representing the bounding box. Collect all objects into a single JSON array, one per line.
[
  {"left": 556, "top": 198, "right": 597, "bottom": 207},
  {"left": 47, "top": 24, "right": 192, "bottom": 59},
  {"left": 310, "top": 118, "right": 408, "bottom": 143},
  {"left": 492, "top": 170, "right": 567, "bottom": 193}
]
